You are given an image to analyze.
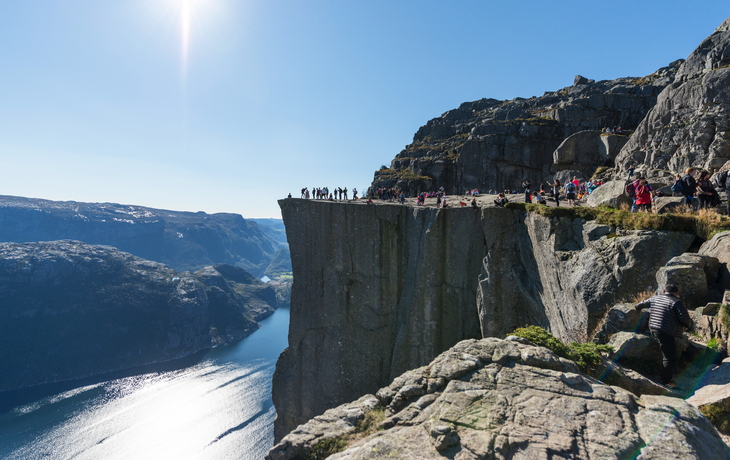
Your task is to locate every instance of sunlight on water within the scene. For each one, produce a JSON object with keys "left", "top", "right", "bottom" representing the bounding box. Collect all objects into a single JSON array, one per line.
[{"left": 0, "top": 307, "right": 289, "bottom": 460}]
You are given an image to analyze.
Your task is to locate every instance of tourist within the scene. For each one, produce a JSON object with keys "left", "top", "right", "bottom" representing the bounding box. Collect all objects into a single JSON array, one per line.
[
  {"left": 353, "top": 188, "right": 358, "bottom": 200},
  {"left": 681, "top": 168, "right": 698, "bottom": 207},
  {"left": 522, "top": 180, "right": 532, "bottom": 203},
  {"left": 533, "top": 191, "right": 547, "bottom": 205},
  {"left": 564, "top": 180, "right": 577, "bottom": 206},
  {"left": 634, "top": 179, "right": 653, "bottom": 212},
  {"left": 493, "top": 193, "right": 508, "bottom": 207},
  {"left": 696, "top": 171, "right": 719, "bottom": 209},
  {"left": 472, "top": 198, "right": 478, "bottom": 212},
  {"left": 548, "top": 179, "right": 562, "bottom": 207},
  {"left": 287, "top": 193, "right": 292, "bottom": 198},
  {"left": 625, "top": 174, "right": 643, "bottom": 212},
  {"left": 634, "top": 284, "right": 691, "bottom": 389}
]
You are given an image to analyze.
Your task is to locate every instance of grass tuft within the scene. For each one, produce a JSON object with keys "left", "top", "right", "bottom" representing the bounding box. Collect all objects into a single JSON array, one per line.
[{"left": 511, "top": 326, "right": 612, "bottom": 372}]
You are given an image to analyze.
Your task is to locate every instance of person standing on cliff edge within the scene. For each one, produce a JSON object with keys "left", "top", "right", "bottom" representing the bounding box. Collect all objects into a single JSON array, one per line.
[
  {"left": 522, "top": 180, "right": 532, "bottom": 203},
  {"left": 634, "top": 284, "right": 691, "bottom": 389}
]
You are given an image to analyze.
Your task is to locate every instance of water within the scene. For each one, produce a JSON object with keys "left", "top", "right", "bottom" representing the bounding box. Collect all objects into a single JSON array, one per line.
[{"left": 0, "top": 307, "right": 290, "bottom": 460}]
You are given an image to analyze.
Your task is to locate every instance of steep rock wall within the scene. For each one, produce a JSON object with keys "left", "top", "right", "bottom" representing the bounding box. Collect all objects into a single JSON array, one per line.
[
  {"left": 274, "top": 200, "right": 485, "bottom": 440},
  {"left": 274, "top": 200, "right": 695, "bottom": 440}
]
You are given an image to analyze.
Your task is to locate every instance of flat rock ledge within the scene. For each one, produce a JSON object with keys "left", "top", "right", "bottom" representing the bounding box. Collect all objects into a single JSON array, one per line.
[{"left": 268, "top": 337, "right": 730, "bottom": 460}]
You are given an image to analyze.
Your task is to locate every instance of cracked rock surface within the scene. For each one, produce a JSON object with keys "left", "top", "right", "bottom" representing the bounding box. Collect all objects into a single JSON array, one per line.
[{"left": 269, "top": 338, "right": 730, "bottom": 460}]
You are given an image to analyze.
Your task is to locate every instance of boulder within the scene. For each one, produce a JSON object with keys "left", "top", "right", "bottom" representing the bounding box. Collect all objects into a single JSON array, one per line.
[
  {"left": 654, "top": 196, "right": 685, "bottom": 214},
  {"left": 585, "top": 180, "right": 632, "bottom": 208},
  {"left": 574, "top": 75, "right": 589, "bottom": 85},
  {"left": 663, "top": 253, "right": 721, "bottom": 285},
  {"left": 725, "top": 290, "right": 730, "bottom": 305},
  {"left": 592, "top": 303, "right": 647, "bottom": 344},
  {"left": 608, "top": 332, "right": 663, "bottom": 361},
  {"left": 552, "top": 169, "right": 586, "bottom": 186},
  {"left": 269, "top": 337, "right": 730, "bottom": 460},
  {"left": 551, "top": 132, "right": 603, "bottom": 178},
  {"left": 700, "top": 232, "right": 730, "bottom": 291},
  {"left": 687, "top": 357, "right": 730, "bottom": 410},
  {"left": 699, "top": 302, "right": 722, "bottom": 317},
  {"left": 656, "top": 263, "right": 709, "bottom": 311},
  {"left": 593, "top": 357, "right": 667, "bottom": 396}
]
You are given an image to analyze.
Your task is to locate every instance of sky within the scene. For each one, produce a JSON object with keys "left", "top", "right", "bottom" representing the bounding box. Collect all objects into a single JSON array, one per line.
[{"left": 0, "top": 1, "right": 727, "bottom": 218}]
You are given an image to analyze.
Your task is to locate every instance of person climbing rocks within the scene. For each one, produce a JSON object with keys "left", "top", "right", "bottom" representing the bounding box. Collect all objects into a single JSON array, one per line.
[
  {"left": 634, "top": 284, "right": 691, "bottom": 389},
  {"left": 627, "top": 164, "right": 635, "bottom": 180}
]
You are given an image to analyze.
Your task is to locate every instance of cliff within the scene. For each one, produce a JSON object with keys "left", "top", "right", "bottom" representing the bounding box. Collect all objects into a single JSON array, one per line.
[
  {"left": 0, "top": 241, "right": 278, "bottom": 392},
  {"left": 273, "top": 199, "right": 695, "bottom": 440},
  {"left": 371, "top": 62, "right": 680, "bottom": 195},
  {"left": 0, "top": 195, "right": 282, "bottom": 277},
  {"left": 616, "top": 17, "right": 730, "bottom": 176}
]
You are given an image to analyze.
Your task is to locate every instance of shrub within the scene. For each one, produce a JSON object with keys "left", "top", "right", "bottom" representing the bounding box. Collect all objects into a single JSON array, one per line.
[
  {"left": 700, "top": 403, "right": 730, "bottom": 433},
  {"left": 305, "top": 437, "right": 349, "bottom": 460},
  {"left": 708, "top": 338, "right": 720, "bottom": 351},
  {"left": 511, "top": 326, "right": 613, "bottom": 372}
]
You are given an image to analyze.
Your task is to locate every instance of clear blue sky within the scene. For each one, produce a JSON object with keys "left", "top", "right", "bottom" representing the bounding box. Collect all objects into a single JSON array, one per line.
[{"left": 0, "top": 1, "right": 727, "bottom": 218}]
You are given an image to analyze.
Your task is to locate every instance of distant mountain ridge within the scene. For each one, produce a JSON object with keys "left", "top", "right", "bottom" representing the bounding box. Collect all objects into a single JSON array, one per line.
[{"left": 0, "top": 195, "right": 282, "bottom": 277}]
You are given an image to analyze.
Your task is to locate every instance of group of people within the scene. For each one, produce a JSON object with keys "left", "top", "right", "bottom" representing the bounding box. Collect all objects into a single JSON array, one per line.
[
  {"left": 624, "top": 166, "right": 726, "bottom": 214},
  {"left": 602, "top": 126, "right": 622, "bottom": 134},
  {"left": 300, "top": 187, "right": 357, "bottom": 201}
]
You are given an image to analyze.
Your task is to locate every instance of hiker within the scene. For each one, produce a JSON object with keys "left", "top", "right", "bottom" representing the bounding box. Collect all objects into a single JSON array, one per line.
[
  {"left": 714, "top": 169, "right": 730, "bottom": 215},
  {"left": 696, "top": 171, "right": 719, "bottom": 209},
  {"left": 548, "top": 179, "right": 562, "bottom": 207},
  {"left": 625, "top": 174, "right": 644, "bottom": 213},
  {"left": 627, "top": 164, "right": 635, "bottom": 180},
  {"left": 522, "top": 180, "right": 532, "bottom": 203},
  {"left": 634, "top": 284, "right": 691, "bottom": 388},
  {"left": 564, "top": 180, "right": 578, "bottom": 206},
  {"left": 634, "top": 179, "right": 653, "bottom": 212},
  {"left": 353, "top": 188, "right": 358, "bottom": 200},
  {"left": 343, "top": 187, "right": 348, "bottom": 200},
  {"left": 681, "top": 168, "right": 698, "bottom": 207},
  {"left": 472, "top": 198, "right": 478, "bottom": 212},
  {"left": 493, "top": 193, "right": 508, "bottom": 207}
]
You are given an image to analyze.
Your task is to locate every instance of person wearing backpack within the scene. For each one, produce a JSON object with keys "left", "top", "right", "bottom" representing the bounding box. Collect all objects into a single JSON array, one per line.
[
  {"left": 634, "top": 284, "right": 691, "bottom": 389},
  {"left": 696, "top": 171, "right": 719, "bottom": 209},
  {"left": 681, "top": 168, "right": 698, "bottom": 207},
  {"left": 634, "top": 179, "right": 653, "bottom": 212},
  {"left": 624, "top": 174, "right": 642, "bottom": 212},
  {"left": 564, "top": 181, "right": 577, "bottom": 206}
]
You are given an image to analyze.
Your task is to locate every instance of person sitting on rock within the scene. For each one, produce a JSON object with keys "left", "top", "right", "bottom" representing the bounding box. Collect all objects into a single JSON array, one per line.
[
  {"left": 696, "top": 170, "right": 719, "bottom": 209},
  {"left": 634, "top": 284, "right": 691, "bottom": 389},
  {"left": 493, "top": 193, "right": 508, "bottom": 207},
  {"left": 532, "top": 191, "right": 547, "bottom": 205}
]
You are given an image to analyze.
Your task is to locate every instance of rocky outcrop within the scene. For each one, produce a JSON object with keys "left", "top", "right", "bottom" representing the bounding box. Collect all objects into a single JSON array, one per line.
[
  {"left": 0, "top": 241, "right": 278, "bottom": 392},
  {"left": 269, "top": 337, "right": 730, "bottom": 460},
  {"left": 371, "top": 62, "right": 680, "bottom": 195},
  {"left": 274, "top": 199, "right": 694, "bottom": 440},
  {"left": 616, "top": 17, "right": 730, "bottom": 176},
  {"left": 0, "top": 194, "right": 283, "bottom": 276}
]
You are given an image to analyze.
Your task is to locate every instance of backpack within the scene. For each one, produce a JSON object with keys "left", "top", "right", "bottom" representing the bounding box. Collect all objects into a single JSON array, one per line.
[
  {"left": 566, "top": 182, "right": 576, "bottom": 192},
  {"left": 624, "top": 182, "right": 636, "bottom": 197},
  {"left": 715, "top": 171, "right": 729, "bottom": 190},
  {"left": 671, "top": 178, "right": 684, "bottom": 194}
]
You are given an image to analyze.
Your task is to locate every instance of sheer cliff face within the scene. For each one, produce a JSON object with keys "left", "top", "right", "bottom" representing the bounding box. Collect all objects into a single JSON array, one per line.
[
  {"left": 274, "top": 200, "right": 485, "bottom": 441},
  {"left": 273, "top": 200, "right": 694, "bottom": 440}
]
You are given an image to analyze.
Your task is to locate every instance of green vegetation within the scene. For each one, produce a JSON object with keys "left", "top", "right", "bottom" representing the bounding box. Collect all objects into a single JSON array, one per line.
[
  {"left": 503, "top": 202, "right": 730, "bottom": 240},
  {"left": 700, "top": 403, "right": 730, "bottom": 433},
  {"left": 707, "top": 338, "right": 720, "bottom": 351},
  {"left": 375, "top": 168, "right": 432, "bottom": 184},
  {"left": 591, "top": 166, "right": 609, "bottom": 179},
  {"left": 304, "top": 438, "right": 349, "bottom": 460},
  {"left": 511, "top": 326, "right": 612, "bottom": 372},
  {"left": 302, "top": 407, "right": 386, "bottom": 459},
  {"left": 719, "top": 305, "right": 730, "bottom": 330}
]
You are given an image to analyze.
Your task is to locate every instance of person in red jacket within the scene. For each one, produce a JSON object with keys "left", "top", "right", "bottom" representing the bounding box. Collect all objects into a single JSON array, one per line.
[{"left": 634, "top": 179, "right": 653, "bottom": 212}]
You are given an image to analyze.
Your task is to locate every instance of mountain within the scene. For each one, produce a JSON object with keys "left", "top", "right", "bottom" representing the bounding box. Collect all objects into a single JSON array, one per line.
[
  {"left": 0, "top": 240, "right": 278, "bottom": 392},
  {"left": 0, "top": 195, "right": 282, "bottom": 277}
]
